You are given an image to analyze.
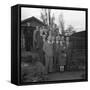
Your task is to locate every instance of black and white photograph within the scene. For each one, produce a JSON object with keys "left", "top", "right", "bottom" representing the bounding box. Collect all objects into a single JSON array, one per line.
[
  {"left": 20, "top": 6, "right": 87, "bottom": 84},
  {"left": 0, "top": 0, "right": 90, "bottom": 89}
]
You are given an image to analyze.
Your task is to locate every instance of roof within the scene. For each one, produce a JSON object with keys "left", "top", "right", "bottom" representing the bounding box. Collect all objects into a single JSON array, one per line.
[
  {"left": 21, "top": 16, "right": 47, "bottom": 26},
  {"left": 71, "top": 31, "right": 86, "bottom": 38}
]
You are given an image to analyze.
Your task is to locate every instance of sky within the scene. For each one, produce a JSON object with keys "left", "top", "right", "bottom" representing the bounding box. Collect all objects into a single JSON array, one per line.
[{"left": 21, "top": 7, "right": 86, "bottom": 32}]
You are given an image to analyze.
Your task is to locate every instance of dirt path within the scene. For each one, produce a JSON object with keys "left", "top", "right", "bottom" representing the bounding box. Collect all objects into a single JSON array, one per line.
[{"left": 47, "top": 71, "right": 84, "bottom": 81}]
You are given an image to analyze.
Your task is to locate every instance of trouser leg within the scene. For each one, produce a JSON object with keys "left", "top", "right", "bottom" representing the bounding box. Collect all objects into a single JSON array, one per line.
[
  {"left": 45, "top": 54, "right": 49, "bottom": 73},
  {"left": 49, "top": 57, "right": 53, "bottom": 72},
  {"left": 54, "top": 53, "right": 58, "bottom": 71}
]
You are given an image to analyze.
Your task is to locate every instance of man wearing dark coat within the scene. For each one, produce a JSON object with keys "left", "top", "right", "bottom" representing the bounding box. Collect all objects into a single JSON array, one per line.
[
  {"left": 24, "top": 27, "right": 33, "bottom": 51},
  {"left": 33, "top": 26, "right": 44, "bottom": 64}
]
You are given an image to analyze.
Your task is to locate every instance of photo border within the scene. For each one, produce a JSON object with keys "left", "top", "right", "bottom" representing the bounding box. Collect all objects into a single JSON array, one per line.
[{"left": 17, "top": 4, "right": 88, "bottom": 85}]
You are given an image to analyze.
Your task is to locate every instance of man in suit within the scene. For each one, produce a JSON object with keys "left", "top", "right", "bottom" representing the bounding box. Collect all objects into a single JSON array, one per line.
[{"left": 33, "top": 26, "right": 44, "bottom": 64}]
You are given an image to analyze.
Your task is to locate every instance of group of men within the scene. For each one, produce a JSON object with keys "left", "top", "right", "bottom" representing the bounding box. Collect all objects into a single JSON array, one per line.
[{"left": 33, "top": 26, "right": 67, "bottom": 74}]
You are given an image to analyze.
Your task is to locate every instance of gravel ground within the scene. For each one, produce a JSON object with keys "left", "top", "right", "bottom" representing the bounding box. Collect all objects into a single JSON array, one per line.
[{"left": 47, "top": 71, "right": 85, "bottom": 81}]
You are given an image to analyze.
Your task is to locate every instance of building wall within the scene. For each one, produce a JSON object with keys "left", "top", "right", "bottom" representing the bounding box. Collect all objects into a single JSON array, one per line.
[{"left": 66, "top": 31, "right": 86, "bottom": 71}]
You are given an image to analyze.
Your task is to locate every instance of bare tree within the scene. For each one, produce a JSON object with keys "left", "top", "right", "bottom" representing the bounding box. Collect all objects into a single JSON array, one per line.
[
  {"left": 40, "top": 9, "right": 51, "bottom": 26},
  {"left": 58, "top": 13, "right": 65, "bottom": 35},
  {"left": 40, "top": 9, "right": 56, "bottom": 28},
  {"left": 65, "top": 25, "right": 76, "bottom": 36},
  {"left": 50, "top": 13, "right": 55, "bottom": 28}
]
